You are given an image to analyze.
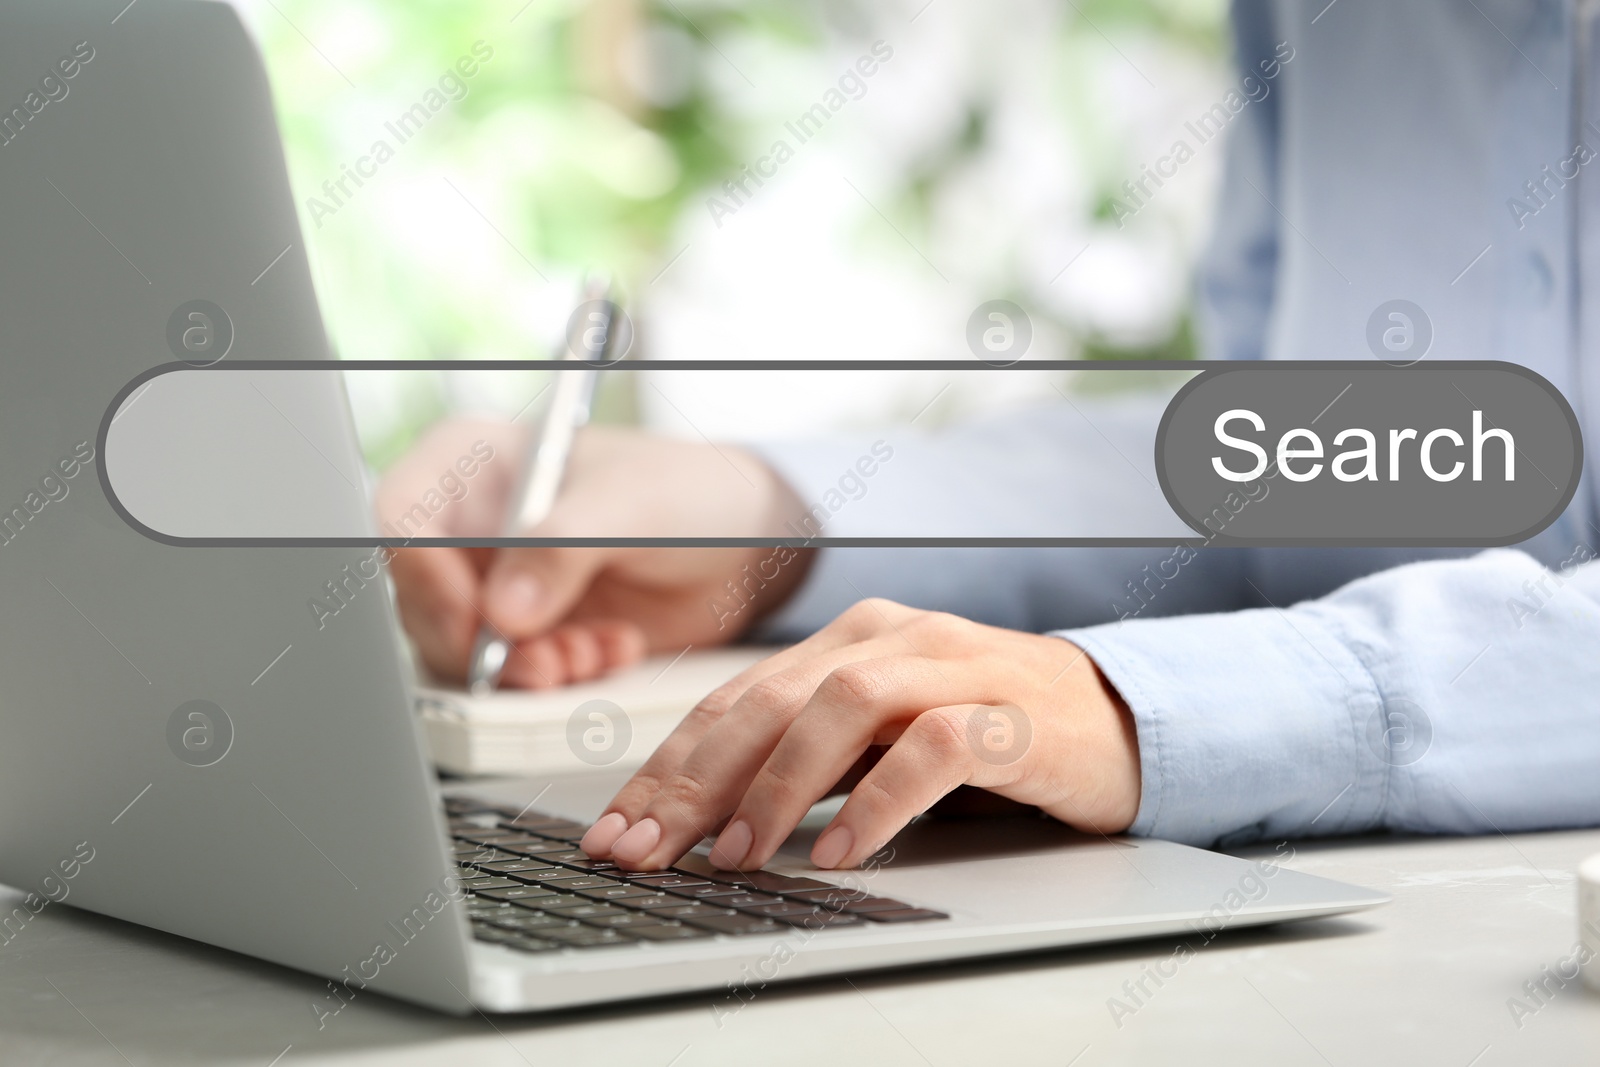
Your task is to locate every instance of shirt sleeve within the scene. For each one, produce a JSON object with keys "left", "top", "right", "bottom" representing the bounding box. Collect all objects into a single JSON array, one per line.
[
  {"left": 743, "top": 393, "right": 1509, "bottom": 639},
  {"left": 1059, "top": 547, "right": 1600, "bottom": 847},
  {"left": 746, "top": 396, "right": 1246, "bottom": 638}
]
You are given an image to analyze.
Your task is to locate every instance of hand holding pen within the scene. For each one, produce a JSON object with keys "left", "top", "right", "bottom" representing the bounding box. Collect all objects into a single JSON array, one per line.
[
  {"left": 466, "top": 280, "right": 616, "bottom": 694},
  {"left": 373, "top": 292, "right": 813, "bottom": 692}
]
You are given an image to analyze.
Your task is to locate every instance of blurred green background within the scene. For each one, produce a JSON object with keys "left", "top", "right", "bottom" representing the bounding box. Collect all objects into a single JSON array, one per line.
[{"left": 236, "top": 0, "right": 1231, "bottom": 464}]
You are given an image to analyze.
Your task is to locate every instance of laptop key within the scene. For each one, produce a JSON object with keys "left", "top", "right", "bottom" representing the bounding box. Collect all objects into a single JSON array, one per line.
[
  {"left": 473, "top": 924, "right": 563, "bottom": 951},
  {"left": 771, "top": 909, "right": 868, "bottom": 929},
  {"left": 537, "top": 926, "right": 639, "bottom": 948},
  {"left": 858, "top": 908, "right": 949, "bottom": 923},
  {"left": 668, "top": 856, "right": 745, "bottom": 880},
  {"left": 524, "top": 848, "right": 598, "bottom": 866},
  {"left": 476, "top": 885, "right": 563, "bottom": 904},
  {"left": 742, "top": 901, "right": 822, "bottom": 919},
  {"left": 734, "top": 872, "right": 838, "bottom": 895},
  {"left": 478, "top": 859, "right": 562, "bottom": 875},
  {"left": 486, "top": 912, "right": 578, "bottom": 932},
  {"left": 523, "top": 893, "right": 592, "bottom": 911},
  {"left": 474, "top": 930, "right": 563, "bottom": 953},
  {"left": 507, "top": 870, "right": 580, "bottom": 886},
  {"left": 626, "top": 921, "right": 715, "bottom": 941},
  {"left": 615, "top": 894, "right": 685, "bottom": 911},
  {"left": 534, "top": 875, "right": 624, "bottom": 892},
  {"left": 503, "top": 871, "right": 576, "bottom": 887},
  {"left": 467, "top": 896, "right": 513, "bottom": 909},
  {"left": 460, "top": 876, "right": 521, "bottom": 891},
  {"left": 558, "top": 903, "right": 630, "bottom": 920},
  {"left": 626, "top": 874, "right": 712, "bottom": 890},
  {"left": 668, "top": 856, "right": 835, "bottom": 894},
  {"left": 714, "top": 892, "right": 783, "bottom": 909},
  {"left": 654, "top": 904, "right": 738, "bottom": 921},
  {"left": 660, "top": 882, "right": 745, "bottom": 900},
  {"left": 677, "top": 913, "right": 784, "bottom": 937},
  {"left": 470, "top": 923, "right": 518, "bottom": 940},
  {"left": 687, "top": 870, "right": 756, "bottom": 888},
  {"left": 577, "top": 911, "right": 675, "bottom": 930},
  {"left": 784, "top": 887, "right": 870, "bottom": 908},
  {"left": 574, "top": 885, "right": 658, "bottom": 902},
  {"left": 544, "top": 856, "right": 621, "bottom": 873}
]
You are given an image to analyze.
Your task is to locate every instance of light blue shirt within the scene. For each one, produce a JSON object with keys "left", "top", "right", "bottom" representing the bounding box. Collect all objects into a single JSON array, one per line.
[{"left": 757, "top": 0, "right": 1600, "bottom": 846}]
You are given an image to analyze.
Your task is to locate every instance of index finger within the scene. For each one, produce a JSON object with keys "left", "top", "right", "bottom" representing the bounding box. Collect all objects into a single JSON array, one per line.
[{"left": 577, "top": 627, "right": 856, "bottom": 857}]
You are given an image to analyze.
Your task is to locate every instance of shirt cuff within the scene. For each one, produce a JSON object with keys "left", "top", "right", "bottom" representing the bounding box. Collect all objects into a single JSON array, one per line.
[{"left": 1057, "top": 606, "right": 1387, "bottom": 847}]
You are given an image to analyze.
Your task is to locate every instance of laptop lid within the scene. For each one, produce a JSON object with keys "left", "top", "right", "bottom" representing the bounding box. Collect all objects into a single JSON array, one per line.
[{"left": 0, "top": 0, "right": 473, "bottom": 1012}]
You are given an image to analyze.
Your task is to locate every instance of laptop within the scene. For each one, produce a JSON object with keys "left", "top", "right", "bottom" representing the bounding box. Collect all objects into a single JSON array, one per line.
[{"left": 0, "top": 0, "right": 1388, "bottom": 1014}]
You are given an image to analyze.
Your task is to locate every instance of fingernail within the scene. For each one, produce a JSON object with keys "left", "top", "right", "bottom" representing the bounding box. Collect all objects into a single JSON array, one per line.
[
  {"left": 487, "top": 573, "right": 540, "bottom": 628},
  {"left": 611, "top": 817, "right": 661, "bottom": 867},
  {"left": 580, "top": 812, "right": 629, "bottom": 857},
  {"left": 812, "top": 825, "right": 853, "bottom": 870},
  {"left": 710, "top": 819, "right": 753, "bottom": 870}
]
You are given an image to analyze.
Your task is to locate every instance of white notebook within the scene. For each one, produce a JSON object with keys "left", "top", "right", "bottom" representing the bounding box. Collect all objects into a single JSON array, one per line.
[{"left": 415, "top": 646, "right": 777, "bottom": 776}]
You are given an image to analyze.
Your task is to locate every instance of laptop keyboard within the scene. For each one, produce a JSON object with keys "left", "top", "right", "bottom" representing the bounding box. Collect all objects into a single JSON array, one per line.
[{"left": 445, "top": 797, "right": 948, "bottom": 954}]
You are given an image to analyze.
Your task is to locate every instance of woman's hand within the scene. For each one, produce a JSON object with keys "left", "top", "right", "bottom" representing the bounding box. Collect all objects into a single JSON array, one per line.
[
  {"left": 579, "top": 599, "right": 1141, "bottom": 871},
  {"left": 375, "top": 419, "right": 814, "bottom": 688}
]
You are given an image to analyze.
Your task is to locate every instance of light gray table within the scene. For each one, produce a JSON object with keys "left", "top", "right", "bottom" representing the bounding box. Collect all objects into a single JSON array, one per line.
[{"left": 1, "top": 828, "right": 1596, "bottom": 1066}]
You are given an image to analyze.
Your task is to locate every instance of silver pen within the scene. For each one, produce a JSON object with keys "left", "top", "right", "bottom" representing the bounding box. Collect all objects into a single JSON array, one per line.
[{"left": 466, "top": 281, "right": 616, "bottom": 695}]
